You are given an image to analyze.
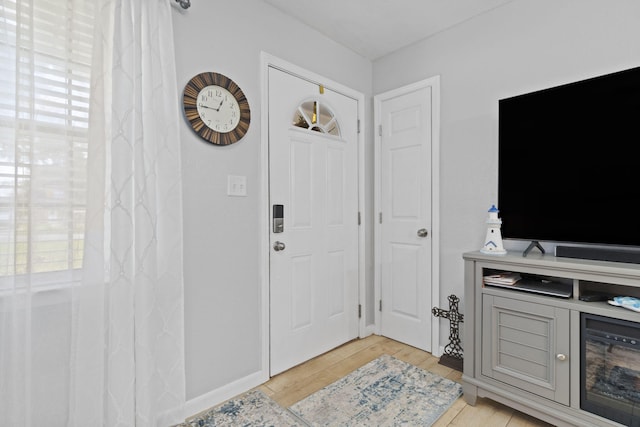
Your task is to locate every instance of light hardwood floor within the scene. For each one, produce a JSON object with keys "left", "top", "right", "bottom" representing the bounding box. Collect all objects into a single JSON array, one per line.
[{"left": 257, "top": 334, "right": 555, "bottom": 427}]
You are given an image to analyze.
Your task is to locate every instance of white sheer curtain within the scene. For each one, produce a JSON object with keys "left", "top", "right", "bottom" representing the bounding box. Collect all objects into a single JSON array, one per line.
[{"left": 0, "top": 0, "right": 186, "bottom": 425}]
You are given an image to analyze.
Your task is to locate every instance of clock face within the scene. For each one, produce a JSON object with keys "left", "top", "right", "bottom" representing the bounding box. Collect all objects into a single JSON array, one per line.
[
  {"left": 196, "top": 85, "right": 241, "bottom": 133},
  {"left": 183, "top": 72, "right": 251, "bottom": 145}
]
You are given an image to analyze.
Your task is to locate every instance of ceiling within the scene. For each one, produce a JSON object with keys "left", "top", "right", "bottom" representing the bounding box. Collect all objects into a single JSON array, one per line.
[{"left": 264, "top": 0, "right": 515, "bottom": 60}]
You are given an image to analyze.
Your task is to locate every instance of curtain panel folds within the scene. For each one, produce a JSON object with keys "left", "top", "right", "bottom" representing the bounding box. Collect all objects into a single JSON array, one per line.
[{"left": 0, "top": 0, "right": 186, "bottom": 425}]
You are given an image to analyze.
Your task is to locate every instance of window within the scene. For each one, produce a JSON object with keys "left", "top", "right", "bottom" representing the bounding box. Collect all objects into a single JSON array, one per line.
[
  {"left": 292, "top": 99, "right": 341, "bottom": 136},
  {"left": 0, "top": 0, "right": 94, "bottom": 277}
]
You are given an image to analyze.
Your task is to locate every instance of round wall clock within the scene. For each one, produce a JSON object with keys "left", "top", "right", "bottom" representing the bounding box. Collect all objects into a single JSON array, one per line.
[{"left": 183, "top": 72, "right": 251, "bottom": 145}]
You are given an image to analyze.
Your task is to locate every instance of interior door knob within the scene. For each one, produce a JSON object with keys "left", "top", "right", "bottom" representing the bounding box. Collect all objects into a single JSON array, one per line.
[
  {"left": 273, "top": 241, "right": 286, "bottom": 251},
  {"left": 556, "top": 354, "right": 567, "bottom": 361},
  {"left": 417, "top": 228, "right": 428, "bottom": 238}
]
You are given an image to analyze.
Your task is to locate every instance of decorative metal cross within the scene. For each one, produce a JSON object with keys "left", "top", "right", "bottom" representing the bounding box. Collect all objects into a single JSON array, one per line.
[{"left": 432, "top": 294, "right": 464, "bottom": 371}]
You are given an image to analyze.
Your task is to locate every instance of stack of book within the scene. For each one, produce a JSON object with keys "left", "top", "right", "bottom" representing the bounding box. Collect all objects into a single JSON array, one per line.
[{"left": 483, "top": 272, "right": 522, "bottom": 286}]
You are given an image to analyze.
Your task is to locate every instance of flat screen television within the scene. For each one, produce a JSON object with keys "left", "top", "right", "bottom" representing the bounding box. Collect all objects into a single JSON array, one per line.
[{"left": 498, "top": 65, "right": 640, "bottom": 250}]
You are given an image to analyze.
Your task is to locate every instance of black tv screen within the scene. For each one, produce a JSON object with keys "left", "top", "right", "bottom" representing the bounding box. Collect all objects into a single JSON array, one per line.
[{"left": 498, "top": 65, "right": 640, "bottom": 247}]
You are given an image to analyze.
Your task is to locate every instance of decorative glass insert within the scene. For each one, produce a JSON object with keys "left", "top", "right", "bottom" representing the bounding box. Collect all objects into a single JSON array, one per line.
[{"left": 292, "top": 99, "right": 340, "bottom": 136}]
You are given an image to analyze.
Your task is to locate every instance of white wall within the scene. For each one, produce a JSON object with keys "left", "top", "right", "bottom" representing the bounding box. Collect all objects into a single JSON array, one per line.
[
  {"left": 373, "top": 0, "right": 640, "bottom": 338},
  {"left": 171, "top": 0, "right": 373, "bottom": 404}
]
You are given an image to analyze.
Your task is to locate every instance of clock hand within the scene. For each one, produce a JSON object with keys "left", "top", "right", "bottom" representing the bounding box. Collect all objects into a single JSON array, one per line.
[
  {"left": 198, "top": 103, "right": 217, "bottom": 110},
  {"left": 215, "top": 99, "right": 224, "bottom": 112}
]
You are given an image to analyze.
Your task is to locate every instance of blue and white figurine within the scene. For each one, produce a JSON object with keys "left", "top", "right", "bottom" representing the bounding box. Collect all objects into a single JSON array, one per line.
[{"left": 480, "top": 205, "right": 507, "bottom": 255}]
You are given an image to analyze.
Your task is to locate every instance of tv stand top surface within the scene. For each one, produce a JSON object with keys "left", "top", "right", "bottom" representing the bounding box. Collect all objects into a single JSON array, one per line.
[
  {"left": 463, "top": 250, "right": 640, "bottom": 284},
  {"left": 466, "top": 250, "right": 640, "bottom": 333}
]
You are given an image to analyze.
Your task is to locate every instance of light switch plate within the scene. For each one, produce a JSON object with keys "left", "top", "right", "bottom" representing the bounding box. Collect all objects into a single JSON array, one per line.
[{"left": 227, "top": 175, "right": 247, "bottom": 196}]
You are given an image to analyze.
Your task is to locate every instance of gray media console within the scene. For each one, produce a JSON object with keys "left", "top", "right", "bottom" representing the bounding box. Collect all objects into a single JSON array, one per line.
[{"left": 463, "top": 251, "right": 640, "bottom": 427}]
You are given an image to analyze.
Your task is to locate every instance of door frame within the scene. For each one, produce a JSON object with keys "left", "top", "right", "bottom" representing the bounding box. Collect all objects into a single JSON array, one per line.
[
  {"left": 373, "top": 77, "right": 441, "bottom": 356},
  {"left": 259, "top": 52, "right": 367, "bottom": 376}
]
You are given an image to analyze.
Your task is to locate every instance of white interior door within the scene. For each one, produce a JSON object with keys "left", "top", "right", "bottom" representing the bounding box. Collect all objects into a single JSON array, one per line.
[
  {"left": 375, "top": 80, "right": 438, "bottom": 352},
  {"left": 268, "top": 66, "right": 359, "bottom": 375}
]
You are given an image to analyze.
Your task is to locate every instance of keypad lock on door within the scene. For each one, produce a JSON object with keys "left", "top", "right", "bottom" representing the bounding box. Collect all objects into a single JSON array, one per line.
[{"left": 273, "top": 204, "right": 284, "bottom": 233}]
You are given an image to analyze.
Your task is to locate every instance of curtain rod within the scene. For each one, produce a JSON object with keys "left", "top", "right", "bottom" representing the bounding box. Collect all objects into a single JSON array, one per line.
[{"left": 175, "top": 0, "right": 190, "bottom": 9}]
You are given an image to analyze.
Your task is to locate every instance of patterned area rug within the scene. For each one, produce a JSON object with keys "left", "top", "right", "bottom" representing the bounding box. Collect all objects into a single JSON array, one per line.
[
  {"left": 289, "top": 354, "right": 462, "bottom": 426},
  {"left": 175, "top": 390, "right": 304, "bottom": 427},
  {"left": 176, "top": 355, "right": 461, "bottom": 427}
]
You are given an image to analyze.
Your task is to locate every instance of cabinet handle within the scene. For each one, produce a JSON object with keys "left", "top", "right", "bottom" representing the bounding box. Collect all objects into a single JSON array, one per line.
[{"left": 556, "top": 354, "right": 567, "bottom": 361}]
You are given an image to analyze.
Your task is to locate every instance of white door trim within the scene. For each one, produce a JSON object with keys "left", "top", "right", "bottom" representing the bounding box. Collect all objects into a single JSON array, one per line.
[
  {"left": 259, "top": 52, "right": 367, "bottom": 377},
  {"left": 373, "top": 77, "right": 441, "bottom": 356}
]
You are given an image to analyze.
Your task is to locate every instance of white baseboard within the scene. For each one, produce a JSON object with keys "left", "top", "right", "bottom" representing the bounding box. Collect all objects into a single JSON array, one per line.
[
  {"left": 185, "top": 370, "right": 269, "bottom": 419},
  {"left": 361, "top": 324, "right": 376, "bottom": 338}
]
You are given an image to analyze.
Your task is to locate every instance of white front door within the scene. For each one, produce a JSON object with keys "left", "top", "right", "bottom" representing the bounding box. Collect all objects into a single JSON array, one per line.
[
  {"left": 268, "top": 66, "right": 359, "bottom": 375},
  {"left": 375, "top": 79, "right": 439, "bottom": 352}
]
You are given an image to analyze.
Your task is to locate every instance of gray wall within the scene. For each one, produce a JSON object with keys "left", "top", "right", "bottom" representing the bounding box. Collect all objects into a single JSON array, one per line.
[
  {"left": 171, "top": 0, "right": 373, "bottom": 401},
  {"left": 373, "top": 0, "right": 640, "bottom": 339}
]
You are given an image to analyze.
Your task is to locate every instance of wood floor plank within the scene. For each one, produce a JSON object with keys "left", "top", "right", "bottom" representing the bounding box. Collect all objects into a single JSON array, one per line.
[
  {"left": 506, "top": 411, "right": 556, "bottom": 427},
  {"left": 325, "top": 344, "right": 387, "bottom": 377},
  {"left": 269, "top": 369, "right": 342, "bottom": 407},
  {"left": 446, "top": 368, "right": 463, "bottom": 383},
  {"left": 432, "top": 397, "right": 466, "bottom": 427},
  {"left": 265, "top": 356, "right": 336, "bottom": 393},
  {"left": 448, "top": 398, "right": 513, "bottom": 427},
  {"left": 388, "top": 343, "right": 433, "bottom": 365}
]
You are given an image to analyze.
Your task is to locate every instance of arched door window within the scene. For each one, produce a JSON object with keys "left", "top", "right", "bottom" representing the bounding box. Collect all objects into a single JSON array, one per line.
[{"left": 292, "top": 99, "right": 341, "bottom": 136}]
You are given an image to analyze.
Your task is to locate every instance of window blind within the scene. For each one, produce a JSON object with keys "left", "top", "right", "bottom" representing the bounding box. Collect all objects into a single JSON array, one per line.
[{"left": 0, "top": 0, "right": 94, "bottom": 277}]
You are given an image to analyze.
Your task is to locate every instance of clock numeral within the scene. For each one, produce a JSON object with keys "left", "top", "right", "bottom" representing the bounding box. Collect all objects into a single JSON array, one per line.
[{"left": 215, "top": 89, "right": 222, "bottom": 97}]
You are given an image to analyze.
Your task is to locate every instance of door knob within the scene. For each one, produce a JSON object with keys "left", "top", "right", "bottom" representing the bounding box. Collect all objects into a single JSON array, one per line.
[
  {"left": 273, "top": 241, "right": 286, "bottom": 251},
  {"left": 417, "top": 228, "right": 428, "bottom": 238},
  {"left": 556, "top": 354, "right": 567, "bottom": 361}
]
